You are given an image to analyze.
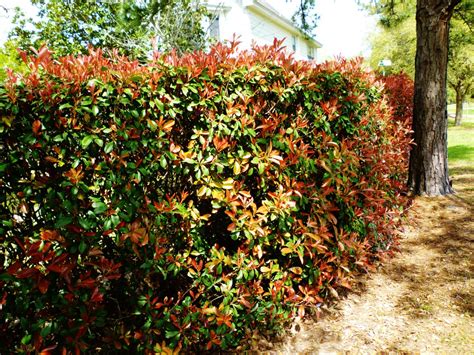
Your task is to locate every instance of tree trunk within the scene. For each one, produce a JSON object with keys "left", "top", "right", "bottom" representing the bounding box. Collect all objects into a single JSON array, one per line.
[
  {"left": 408, "top": 0, "right": 459, "bottom": 196},
  {"left": 454, "top": 89, "right": 463, "bottom": 126}
]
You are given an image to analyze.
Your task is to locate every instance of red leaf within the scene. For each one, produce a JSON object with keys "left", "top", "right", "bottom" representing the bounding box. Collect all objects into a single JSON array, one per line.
[
  {"left": 39, "top": 344, "right": 58, "bottom": 354},
  {"left": 0, "top": 292, "right": 7, "bottom": 305},
  {"left": 16, "top": 267, "right": 39, "bottom": 279},
  {"left": 37, "top": 278, "right": 50, "bottom": 294},
  {"left": 90, "top": 287, "right": 103, "bottom": 303},
  {"left": 47, "top": 264, "right": 67, "bottom": 273},
  {"left": 32, "top": 120, "right": 42, "bottom": 136},
  {"left": 67, "top": 225, "right": 84, "bottom": 234},
  {"left": 77, "top": 278, "right": 96, "bottom": 289},
  {"left": 40, "top": 229, "right": 64, "bottom": 243},
  {"left": 7, "top": 261, "right": 21, "bottom": 275},
  {"left": 34, "top": 332, "right": 43, "bottom": 351},
  {"left": 64, "top": 166, "right": 84, "bottom": 184}
]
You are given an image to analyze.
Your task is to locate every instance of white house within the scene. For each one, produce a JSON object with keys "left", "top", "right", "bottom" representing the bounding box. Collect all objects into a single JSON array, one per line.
[{"left": 204, "top": 0, "right": 321, "bottom": 61}]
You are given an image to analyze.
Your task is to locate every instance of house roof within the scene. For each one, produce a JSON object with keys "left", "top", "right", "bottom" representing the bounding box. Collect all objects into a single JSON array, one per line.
[
  {"left": 244, "top": 0, "right": 321, "bottom": 48},
  {"left": 206, "top": 0, "right": 322, "bottom": 48}
]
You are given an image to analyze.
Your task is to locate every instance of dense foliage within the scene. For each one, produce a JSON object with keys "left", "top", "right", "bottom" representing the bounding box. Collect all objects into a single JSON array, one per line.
[
  {"left": 0, "top": 42, "right": 412, "bottom": 353},
  {"left": 5, "top": 0, "right": 209, "bottom": 59},
  {"left": 379, "top": 72, "right": 414, "bottom": 123}
]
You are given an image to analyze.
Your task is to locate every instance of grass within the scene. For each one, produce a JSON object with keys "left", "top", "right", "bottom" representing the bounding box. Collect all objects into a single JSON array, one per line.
[
  {"left": 448, "top": 106, "right": 474, "bottom": 169},
  {"left": 447, "top": 104, "right": 474, "bottom": 203},
  {"left": 447, "top": 102, "right": 474, "bottom": 117}
]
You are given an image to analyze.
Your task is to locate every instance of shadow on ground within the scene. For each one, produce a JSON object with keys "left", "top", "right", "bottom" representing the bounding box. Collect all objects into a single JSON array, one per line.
[
  {"left": 384, "top": 192, "right": 473, "bottom": 319},
  {"left": 271, "top": 171, "right": 474, "bottom": 353}
]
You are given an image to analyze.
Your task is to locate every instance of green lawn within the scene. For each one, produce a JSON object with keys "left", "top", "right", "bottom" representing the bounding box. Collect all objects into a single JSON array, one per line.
[
  {"left": 447, "top": 102, "right": 474, "bottom": 117},
  {"left": 447, "top": 104, "right": 474, "bottom": 200},
  {"left": 448, "top": 107, "right": 474, "bottom": 169}
]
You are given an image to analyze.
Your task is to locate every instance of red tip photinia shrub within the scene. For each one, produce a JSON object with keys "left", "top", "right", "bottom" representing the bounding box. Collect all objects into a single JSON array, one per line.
[
  {"left": 0, "top": 42, "right": 412, "bottom": 353},
  {"left": 379, "top": 72, "right": 414, "bottom": 123},
  {"left": 378, "top": 72, "right": 414, "bottom": 182}
]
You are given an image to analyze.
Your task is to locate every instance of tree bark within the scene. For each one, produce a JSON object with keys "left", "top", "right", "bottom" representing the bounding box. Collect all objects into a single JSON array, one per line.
[
  {"left": 454, "top": 88, "right": 463, "bottom": 126},
  {"left": 408, "top": 0, "right": 460, "bottom": 195}
]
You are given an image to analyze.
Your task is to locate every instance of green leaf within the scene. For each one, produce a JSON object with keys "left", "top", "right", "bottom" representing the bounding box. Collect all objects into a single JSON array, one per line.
[
  {"left": 81, "top": 135, "right": 94, "bottom": 149},
  {"left": 92, "top": 105, "right": 99, "bottom": 116},
  {"left": 40, "top": 324, "right": 52, "bottom": 337},
  {"left": 59, "top": 103, "right": 73, "bottom": 110},
  {"left": 79, "top": 218, "right": 92, "bottom": 230},
  {"left": 55, "top": 216, "right": 73, "bottom": 228},
  {"left": 21, "top": 334, "right": 31, "bottom": 345},
  {"left": 160, "top": 155, "right": 167, "bottom": 169},
  {"left": 104, "top": 141, "right": 114, "bottom": 154},
  {"left": 0, "top": 273, "right": 15, "bottom": 281},
  {"left": 165, "top": 329, "right": 180, "bottom": 339},
  {"left": 79, "top": 240, "right": 87, "bottom": 254},
  {"left": 92, "top": 201, "right": 107, "bottom": 214},
  {"left": 137, "top": 295, "right": 147, "bottom": 306},
  {"left": 111, "top": 214, "right": 120, "bottom": 227},
  {"left": 94, "top": 138, "right": 104, "bottom": 147},
  {"left": 3, "top": 220, "right": 14, "bottom": 228}
]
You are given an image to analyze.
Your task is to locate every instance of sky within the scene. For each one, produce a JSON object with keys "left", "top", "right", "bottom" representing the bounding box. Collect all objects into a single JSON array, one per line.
[
  {"left": 0, "top": 0, "right": 378, "bottom": 61},
  {"left": 315, "top": 0, "right": 377, "bottom": 60},
  {"left": 272, "top": 0, "right": 378, "bottom": 61},
  {"left": 0, "top": 0, "right": 38, "bottom": 45}
]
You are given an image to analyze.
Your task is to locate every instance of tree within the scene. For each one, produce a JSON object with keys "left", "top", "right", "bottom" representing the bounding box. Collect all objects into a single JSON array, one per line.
[
  {"left": 7, "top": 1, "right": 149, "bottom": 58},
  {"left": 292, "top": 0, "right": 319, "bottom": 37},
  {"left": 448, "top": 14, "right": 474, "bottom": 126},
  {"left": 407, "top": 0, "right": 461, "bottom": 195},
  {"left": 6, "top": 0, "right": 209, "bottom": 59},
  {"left": 0, "top": 41, "right": 27, "bottom": 82},
  {"left": 369, "top": 17, "right": 416, "bottom": 78},
  {"left": 147, "top": 0, "right": 209, "bottom": 54}
]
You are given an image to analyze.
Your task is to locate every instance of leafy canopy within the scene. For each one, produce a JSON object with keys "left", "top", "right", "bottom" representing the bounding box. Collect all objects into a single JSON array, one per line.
[
  {"left": 292, "top": 0, "right": 320, "bottom": 38},
  {"left": 6, "top": 0, "right": 210, "bottom": 58}
]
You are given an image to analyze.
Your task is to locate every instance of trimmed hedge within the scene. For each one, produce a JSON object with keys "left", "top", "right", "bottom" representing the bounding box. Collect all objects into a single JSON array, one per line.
[{"left": 0, "top": 43, "right": 413, "bottom": 353}]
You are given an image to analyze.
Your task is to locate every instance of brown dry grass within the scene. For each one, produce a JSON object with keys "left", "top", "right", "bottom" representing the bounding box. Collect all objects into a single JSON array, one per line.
[{"left": 267, "top": 173, "right": 474, "bottom": 353}]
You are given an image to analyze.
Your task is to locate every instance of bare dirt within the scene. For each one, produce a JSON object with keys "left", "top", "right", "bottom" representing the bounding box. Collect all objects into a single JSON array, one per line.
[{"left": 270, "top": 170, "right": 474, "bottom": 353}]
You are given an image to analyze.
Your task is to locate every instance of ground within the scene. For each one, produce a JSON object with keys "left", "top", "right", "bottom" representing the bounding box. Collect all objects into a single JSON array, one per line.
[{"left": 269, "top": 111, "right": 474, "bottom": 353}]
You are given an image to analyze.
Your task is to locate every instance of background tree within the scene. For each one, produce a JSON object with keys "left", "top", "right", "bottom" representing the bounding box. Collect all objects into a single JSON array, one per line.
[
  {"left": 4, "top": 0, "right": 209, "bottom": 59},
  {"left": 7, "top": 0, "right": 150, "bottom": 58},
  {"left": 292, "top": 0, "right": 319, "bottom": 38},
  {"left": 368, "top": 17, "right": 416, "bottom": 78},
  {"left": 447, "top": 12, "right": 474, "bottom": 126},
  {"left": 0, "top": 41, "right": 27, "bottom": 82},
  {"left": 146, "top": 0, "right": 209, "bottom": 54}
]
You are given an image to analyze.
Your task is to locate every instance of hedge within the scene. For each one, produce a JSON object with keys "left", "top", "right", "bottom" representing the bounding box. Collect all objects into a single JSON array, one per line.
[{"left": 0, "top": 42, "right": 413, "bottom": 353}]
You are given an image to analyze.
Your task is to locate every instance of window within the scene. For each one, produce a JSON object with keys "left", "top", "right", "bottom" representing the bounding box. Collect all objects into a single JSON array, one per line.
[
  {"left": 209, "top": 15, "right": 220, "bottom": 40},
  {"left": 307, "top": 45, "right": 315, "bottom": 60},
  {"left": 292, "top": 35, "right": 297, "bottom": 52}
]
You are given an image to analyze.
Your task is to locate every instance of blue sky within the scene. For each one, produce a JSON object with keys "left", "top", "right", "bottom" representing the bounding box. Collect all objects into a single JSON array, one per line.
[{"left": 0, "top": 0, "right": 377, "bottom": 61}]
